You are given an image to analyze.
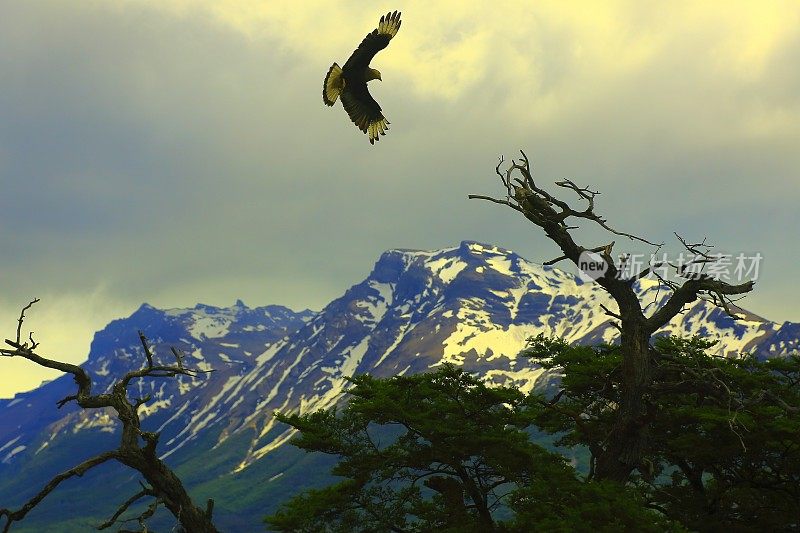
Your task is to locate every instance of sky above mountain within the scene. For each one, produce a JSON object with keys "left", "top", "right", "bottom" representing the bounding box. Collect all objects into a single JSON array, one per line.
[{"left": 2, "top": 1, "right": 799, "bottom": 396}]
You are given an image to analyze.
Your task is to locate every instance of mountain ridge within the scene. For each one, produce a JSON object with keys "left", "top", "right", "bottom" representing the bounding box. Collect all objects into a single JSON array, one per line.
[{"left": 0, "top": 241, "right": 797, "bottom": 531}]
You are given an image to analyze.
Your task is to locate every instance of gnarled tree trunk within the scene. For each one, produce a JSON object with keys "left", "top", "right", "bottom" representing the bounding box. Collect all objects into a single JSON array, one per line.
[
  {"left": 0, "top": 302, "right": 218, "bottom": 533},
  {"left": 470, "top": 151, "right": 754, "bottom": 484}
]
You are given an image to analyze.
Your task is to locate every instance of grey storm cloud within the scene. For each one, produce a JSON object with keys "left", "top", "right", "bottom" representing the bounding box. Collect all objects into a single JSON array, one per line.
[{"left": 1, "top": 0, "right": 799, "bottom": 396}]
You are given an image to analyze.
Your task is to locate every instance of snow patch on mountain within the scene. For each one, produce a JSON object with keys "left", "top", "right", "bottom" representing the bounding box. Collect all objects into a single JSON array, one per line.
[
  {"left": 2, "top": 445, "right": 25, "bottom": 463},
  {"left": 0, "top": 437, "right": 21, "bottom": 454},
  {"left": 1, "top": 241, "right": 795, "bottom": 495},
  {"left": 428, "top": 256, "right": 468, "bottom": 283}
]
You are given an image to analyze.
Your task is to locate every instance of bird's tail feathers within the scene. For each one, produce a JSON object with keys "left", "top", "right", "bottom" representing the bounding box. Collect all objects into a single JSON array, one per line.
[{"left": 323, "top": 63, "right": 345, "bottom": 106}]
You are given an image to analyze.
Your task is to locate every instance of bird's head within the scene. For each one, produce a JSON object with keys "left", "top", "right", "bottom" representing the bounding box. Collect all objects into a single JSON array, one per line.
[{"left": 366, "top": 68, "right": 382, "bottom": 82}]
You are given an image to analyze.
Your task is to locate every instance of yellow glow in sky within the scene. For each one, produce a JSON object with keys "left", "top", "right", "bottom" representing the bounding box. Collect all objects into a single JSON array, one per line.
[{"left": 2, "top": 1, "right": 799, "bottom": 397}]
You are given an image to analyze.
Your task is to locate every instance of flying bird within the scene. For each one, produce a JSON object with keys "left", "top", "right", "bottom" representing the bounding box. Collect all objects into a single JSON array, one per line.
[{"left": 323, "top": 11, "right": 401, "bottom": 144}]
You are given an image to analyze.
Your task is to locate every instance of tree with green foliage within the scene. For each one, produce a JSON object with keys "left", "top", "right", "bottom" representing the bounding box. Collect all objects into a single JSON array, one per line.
[
  {"left": 470, "top": 152, "right": 755, "bottom": 482},
  {"left": 265, "top": 364, "right": 681, "bottom": 532},
  {"left": 524, "top": 334, "right": 800, "bottom": 531}
]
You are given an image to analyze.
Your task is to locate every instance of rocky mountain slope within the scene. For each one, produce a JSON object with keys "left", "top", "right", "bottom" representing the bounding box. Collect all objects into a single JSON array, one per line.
[{"left": 1, "top": 241, "right": 797, "bottom": 531}]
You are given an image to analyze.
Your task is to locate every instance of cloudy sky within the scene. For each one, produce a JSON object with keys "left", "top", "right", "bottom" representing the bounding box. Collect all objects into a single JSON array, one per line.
[{"left": 2, "top": 1, "right": 799, "bottom": 397}]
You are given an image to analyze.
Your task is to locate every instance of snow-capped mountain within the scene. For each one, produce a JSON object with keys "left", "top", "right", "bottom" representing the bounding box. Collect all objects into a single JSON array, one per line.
[{"left": 0, "top": 241, "right": 797, "bottom": 531}]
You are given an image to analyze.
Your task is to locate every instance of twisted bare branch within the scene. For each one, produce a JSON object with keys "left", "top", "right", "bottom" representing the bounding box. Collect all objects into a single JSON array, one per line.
[
  {"left": 0, "top": 451, "right": 119, "bottom": 532},
  {"left": 97, "top": 485, "right": 156, "bottom": 530},
  {"left": 471, "top": 150, "right": 662, "bottom": 247},
  {"left": 471, "top": 151, "right": 758, "bottom": 483},
  {"left": 0, "top": 301, "right": 219, "bottom": 532},
  {"left": 14, "top": 299, "right": 40, "bottom": 349}
]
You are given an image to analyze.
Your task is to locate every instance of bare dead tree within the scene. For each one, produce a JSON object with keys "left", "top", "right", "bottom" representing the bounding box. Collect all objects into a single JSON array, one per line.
[
  {"left": 0, "top": 299, "right": 218, "bottom": 533},
  {"left": 469, "top": 151, "right": 755, "bottom": 483}
]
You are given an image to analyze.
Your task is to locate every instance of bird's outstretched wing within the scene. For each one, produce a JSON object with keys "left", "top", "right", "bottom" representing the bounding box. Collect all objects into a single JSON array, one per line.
[
  {"left": 343, "top": 11, "right": 402, "bottom": 72},
  {"left": 336, "top": 11, "right": 401, "bottom": 144},
  {"left": 340, "top": 88, "right": 389, "bottom": 144}
]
